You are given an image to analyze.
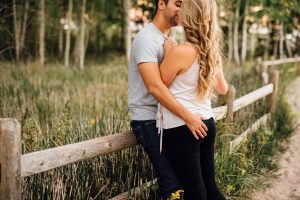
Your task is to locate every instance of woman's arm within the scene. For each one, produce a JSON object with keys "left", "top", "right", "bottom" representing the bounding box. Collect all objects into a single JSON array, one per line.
[{"left": 214, "top": 66, "right": 228, "bottom": 95}]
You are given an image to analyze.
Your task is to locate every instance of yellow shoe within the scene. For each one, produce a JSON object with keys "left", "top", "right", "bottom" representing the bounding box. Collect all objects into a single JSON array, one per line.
[{"left": 169, "top": 189, "right": 184, "bottom": 200}]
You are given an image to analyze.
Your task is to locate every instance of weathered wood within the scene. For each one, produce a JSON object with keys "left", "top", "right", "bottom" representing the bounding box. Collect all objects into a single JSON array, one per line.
[
  {"left": 266, "top": 70, "right": 279, "bottom": 114},
  {"left": 229, "top": 113, "right": 271, "bottom": 154},
  {"left": 259, "top": 62, "right": 268, "bottom": 75},
  {"left": 0, "top": 119, "right": 22, "bottom": 200},
  {"left": 255, "top": 57, "right": 263, "bottom": 74},
  {"left": 110, "top": 179, "right": 157, "bottom": 200},
  {"left": 217, "top": 94, "right": 226, "bottom": 106},
  {"left": 225, "top": 85, "right": 236, "bottom": 123},
  {"left": 233, "top": 83, "right": 274, "bottom": 112},
  {"left": 263, "top": 57, "right": 300, "bottom": 67},
  {"left": 20, "top": 104, "right": 227, "bottom": 178},
  {"left": 21, "top": 131, "right": 137, "bottom": 177},
  {"left": 213, "top": 105, "right": 227, "bottom": 121}
]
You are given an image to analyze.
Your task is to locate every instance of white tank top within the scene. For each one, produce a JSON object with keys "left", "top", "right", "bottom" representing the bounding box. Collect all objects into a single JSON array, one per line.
[{"left": 156, "top": 48, "right": 214, "bottom": 152}]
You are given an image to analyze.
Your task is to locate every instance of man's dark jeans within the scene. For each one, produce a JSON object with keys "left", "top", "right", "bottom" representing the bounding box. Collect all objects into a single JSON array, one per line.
[{"left": 131, "top": 120, "right": 180, "bottom": 199}]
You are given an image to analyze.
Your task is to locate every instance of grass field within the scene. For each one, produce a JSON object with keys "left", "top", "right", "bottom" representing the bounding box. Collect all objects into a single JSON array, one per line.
[{"left": 0, "top": 56, "right": 295, "bottom": 199}]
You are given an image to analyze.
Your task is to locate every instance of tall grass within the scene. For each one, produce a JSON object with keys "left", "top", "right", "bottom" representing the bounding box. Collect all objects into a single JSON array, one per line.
[{"left": 0, "top": 58, "right": 295, "bottom": 199}]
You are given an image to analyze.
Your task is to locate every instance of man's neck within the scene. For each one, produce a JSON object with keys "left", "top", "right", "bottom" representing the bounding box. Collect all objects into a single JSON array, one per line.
[{"left": 152, "top": 15, "right": 171, "bottom": 37}]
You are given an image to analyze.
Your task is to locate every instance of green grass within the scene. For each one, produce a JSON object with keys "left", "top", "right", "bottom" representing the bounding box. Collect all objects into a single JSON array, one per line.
[{"left": 0, "top": 58, "right": 296, "bottom": 199}]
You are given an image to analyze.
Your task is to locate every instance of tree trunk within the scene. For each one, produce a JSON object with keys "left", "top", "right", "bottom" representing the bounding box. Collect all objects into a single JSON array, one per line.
[
  {"left": 58, "top": 3, "right": 64, "bottom": 57},
  {"left": 273, "top": 40, "right": 278, "bottom": 58},
  {"left": 72, "top": 31, "right": 80, "bottom": 64},
  {"left": 264, "top": 33, "right": 270, "bottom": 60},
  {"left": 124, "top": 0, "right": 132, "bottom": 63},
  {"left": 84, "top": 0, "right": 94, "bottom": 52},
  {"left": 233, "top": 0, "right": 241, "bottom": 66},
  {"left": 97, "top": 0, "right": 105, "bottom": 54},
  {"left": 39, "top": 0, "right": 45, "bottom": 66},
  {"left": 279, "top": 21, "right": 284, "bottom": 59},
  {"left": 228, "top": 17, "right": 233, "bottom": 62},
  {"left": 59, "top": 27, "right": 63, "bottom": 58},
  {"left": 20, "top": 0, "right": 29, "bottom": 54},
  {"left": 64, "top": 0, "right": 72, "bottom": 67},
  {"left": 241, "top": 1, "right": 248, "bottom": 65},
  {"left": 13, "top": 0, "right": 21, "bottom": 63},
  {"left": 79, "top": 0, "right": 86, "bottom": 69},
  {"left": 285, "top": 34, "right": 293, "bottom": 57},
  {"left": 249, "top": 31, "right": 256, "bottom": 59}
]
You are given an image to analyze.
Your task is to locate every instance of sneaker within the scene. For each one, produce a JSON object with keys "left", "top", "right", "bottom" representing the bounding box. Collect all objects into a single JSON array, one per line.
[{"left": 169, "top": 189, "right": 184, "bottom": 200}]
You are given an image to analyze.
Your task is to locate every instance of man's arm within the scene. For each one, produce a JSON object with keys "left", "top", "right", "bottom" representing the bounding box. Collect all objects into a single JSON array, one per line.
[{"left": 138, "top": 62, "right": 207, "bottom": 139}]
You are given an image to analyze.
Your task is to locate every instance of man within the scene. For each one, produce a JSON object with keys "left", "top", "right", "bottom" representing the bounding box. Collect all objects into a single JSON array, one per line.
[{"left": 128, "top": 0, "right": 208, "bottom": 199}]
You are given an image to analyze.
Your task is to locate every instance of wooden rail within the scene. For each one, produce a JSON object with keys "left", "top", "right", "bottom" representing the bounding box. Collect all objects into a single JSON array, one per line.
[
  {"left": 229, "top": 113, "right": 271, "bottom": 154},
  {"left": 256, "top": 56, "right": 300, "bottom": 82},
  {"left": 4, "top": 54, "right": 300, "bottom": 199},
  {"left": 233, "top": 83, "right": 273, "bottom": 112},
  {"left": 21, "top": 131, "right": 137, "bottom": 177},
  {"left": 263, "top": 57, "right": 300, "bottom": 67}
]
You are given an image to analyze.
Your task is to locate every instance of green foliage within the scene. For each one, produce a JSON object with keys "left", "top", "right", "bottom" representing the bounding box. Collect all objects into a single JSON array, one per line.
[{"left": 0, "top": 56, "right": 296, "bottom": 199}]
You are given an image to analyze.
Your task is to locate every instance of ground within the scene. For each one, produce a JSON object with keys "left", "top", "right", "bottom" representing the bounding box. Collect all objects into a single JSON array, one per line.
[{"left": 254, "top": 77, "right": 300, "bottom": 200}]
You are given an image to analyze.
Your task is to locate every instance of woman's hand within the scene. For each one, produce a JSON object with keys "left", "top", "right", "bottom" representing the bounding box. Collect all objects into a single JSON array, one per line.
[{"left": 163, "top": 37, "right": 177, "bottom": 56}]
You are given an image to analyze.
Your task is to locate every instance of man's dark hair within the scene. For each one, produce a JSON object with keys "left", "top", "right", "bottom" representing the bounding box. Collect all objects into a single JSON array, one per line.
[{"left": 155, "top": 0, "right": 169, "bottom": 13}]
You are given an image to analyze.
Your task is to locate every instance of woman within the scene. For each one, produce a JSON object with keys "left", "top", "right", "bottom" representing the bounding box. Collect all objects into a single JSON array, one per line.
[{"left": 156, "top": 0, "right": 228, "bottom": 199}]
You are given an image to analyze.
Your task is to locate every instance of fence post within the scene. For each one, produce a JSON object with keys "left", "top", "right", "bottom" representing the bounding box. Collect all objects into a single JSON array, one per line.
[
  {"left": 218, "top": 94, "right": 226, "bottom": 106},
  {"left": 0, "top": 118, "right": 22, "bottom": 200},
  {"left": 266, "top": 70, "right": 279, "bottom": 114},
  {"left": 255, "top": 57, "right": 263, "bottom": 75},
  {"left": 295, "top": 54, "right": 300, "bottom": 76},
  {"left": 225, "top": 85, "right": 236, "bottom": 123},
  {"left": 260, "top": 62, "right": 268, "bottom": 75},
  {"left": 224, "top": 85, "right": 235, "bottom": 153}
]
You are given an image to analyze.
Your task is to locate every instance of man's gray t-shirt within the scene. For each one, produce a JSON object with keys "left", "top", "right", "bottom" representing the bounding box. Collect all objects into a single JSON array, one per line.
[{"left": 128, "top": 23, "right": 167, "bottom": 120}]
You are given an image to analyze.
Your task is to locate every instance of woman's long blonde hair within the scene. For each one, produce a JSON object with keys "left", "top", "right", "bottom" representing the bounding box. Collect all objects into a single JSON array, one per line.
[{"left": 180, "top": 0, "right": 223, "bottom": 100}]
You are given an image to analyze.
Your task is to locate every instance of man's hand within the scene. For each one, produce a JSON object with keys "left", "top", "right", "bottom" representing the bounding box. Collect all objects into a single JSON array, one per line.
[
  {"left": 185, "top": 113, "right": 208, "bottom": 140},
  {"left": 163, "top": 37, "right": 177, "bottom": 56}
]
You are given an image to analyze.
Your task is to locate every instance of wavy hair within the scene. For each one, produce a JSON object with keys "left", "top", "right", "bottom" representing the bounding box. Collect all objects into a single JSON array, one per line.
[{"left": 180, "top": 0, "right": 223, "bottom": 100}]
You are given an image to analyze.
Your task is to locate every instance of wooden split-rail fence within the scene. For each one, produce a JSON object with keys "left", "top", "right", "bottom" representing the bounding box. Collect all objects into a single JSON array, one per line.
[{"left": 1, "top": 56, "right": 300, "bottom": 200}]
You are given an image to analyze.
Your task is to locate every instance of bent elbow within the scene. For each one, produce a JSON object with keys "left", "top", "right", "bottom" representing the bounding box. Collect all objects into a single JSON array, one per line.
[
  {"left": 148, "top": 84, "right": 159, "bottom": 96},
  {"left": 219, "top": 84, "right": 229, "bottom": 95}
]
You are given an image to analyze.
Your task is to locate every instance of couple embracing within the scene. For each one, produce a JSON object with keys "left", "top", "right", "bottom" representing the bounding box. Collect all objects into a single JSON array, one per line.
[{"left": 128, "top": 0, "right": 228, "bottom": 199}]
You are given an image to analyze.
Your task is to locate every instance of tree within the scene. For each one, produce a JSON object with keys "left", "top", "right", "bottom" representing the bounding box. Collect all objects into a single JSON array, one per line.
[
  {"left": 39, "top": 0, "right": 45, "bottom": 66},
  {"left": 58, "top": 2, "right": 64, "bottom": 57},
  {"left": 12, "top": 0, "right": 30, "bottom": 63},
  {"left": 233, "top": 0, "right": 241, "bottom": 66},
  {"left": 79, "top": 0, "right": 86, "bottom": 69},
  {"left": 123, "top": 0, "right": 132, "bottom": 63},
  {"left": 64, "top": 0, "right": 72, "bottom": 67},
  {"left": 241, "top": 0, "right": 248, "bottom": 64}
]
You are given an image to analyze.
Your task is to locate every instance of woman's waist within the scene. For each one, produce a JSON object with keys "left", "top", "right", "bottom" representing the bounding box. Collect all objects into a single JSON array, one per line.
[
  {"left": 159, "top": 110, "right": 214, "bottom": 129},
  {"left": 161, "top": 107, "right": 213, "bottom": 119},
  {"left": 174, "top": 97, "right": 211, "bottom": 108}
]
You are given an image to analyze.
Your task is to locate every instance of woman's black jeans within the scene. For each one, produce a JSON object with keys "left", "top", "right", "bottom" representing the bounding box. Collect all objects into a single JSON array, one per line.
[{"left": 163, "top": 117, "right": 226, "bottom": 200}]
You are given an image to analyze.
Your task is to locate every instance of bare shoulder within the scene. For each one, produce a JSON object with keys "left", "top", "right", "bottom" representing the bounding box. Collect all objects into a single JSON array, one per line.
[{"left": 168, "top": 43, "right": 198, "bottom": 64}]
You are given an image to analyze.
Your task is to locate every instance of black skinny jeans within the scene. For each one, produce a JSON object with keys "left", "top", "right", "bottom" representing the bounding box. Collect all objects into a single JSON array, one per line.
[{"left": 163, "top": 117, "right": 226, "bottom": 200}]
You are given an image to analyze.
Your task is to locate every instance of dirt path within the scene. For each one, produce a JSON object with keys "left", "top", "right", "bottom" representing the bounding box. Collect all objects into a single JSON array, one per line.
[{"left": 254, "top": 77, "right": 300, "bottom": 200}]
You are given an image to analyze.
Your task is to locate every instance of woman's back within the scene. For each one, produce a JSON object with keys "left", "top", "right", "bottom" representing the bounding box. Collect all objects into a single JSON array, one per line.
[{"left": 157, "top": 43, "right": 214, "bottom": 130}]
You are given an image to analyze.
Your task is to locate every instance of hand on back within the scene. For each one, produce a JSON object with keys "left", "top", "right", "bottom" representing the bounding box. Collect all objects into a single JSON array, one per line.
[{"left": 163, "top": 37, "right": 177, "bottom": 56}]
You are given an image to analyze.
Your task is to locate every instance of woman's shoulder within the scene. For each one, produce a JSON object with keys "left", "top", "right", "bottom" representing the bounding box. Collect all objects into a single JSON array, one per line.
[{"left": 168, "top": 43, "right": 198, "bottom": 64}]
